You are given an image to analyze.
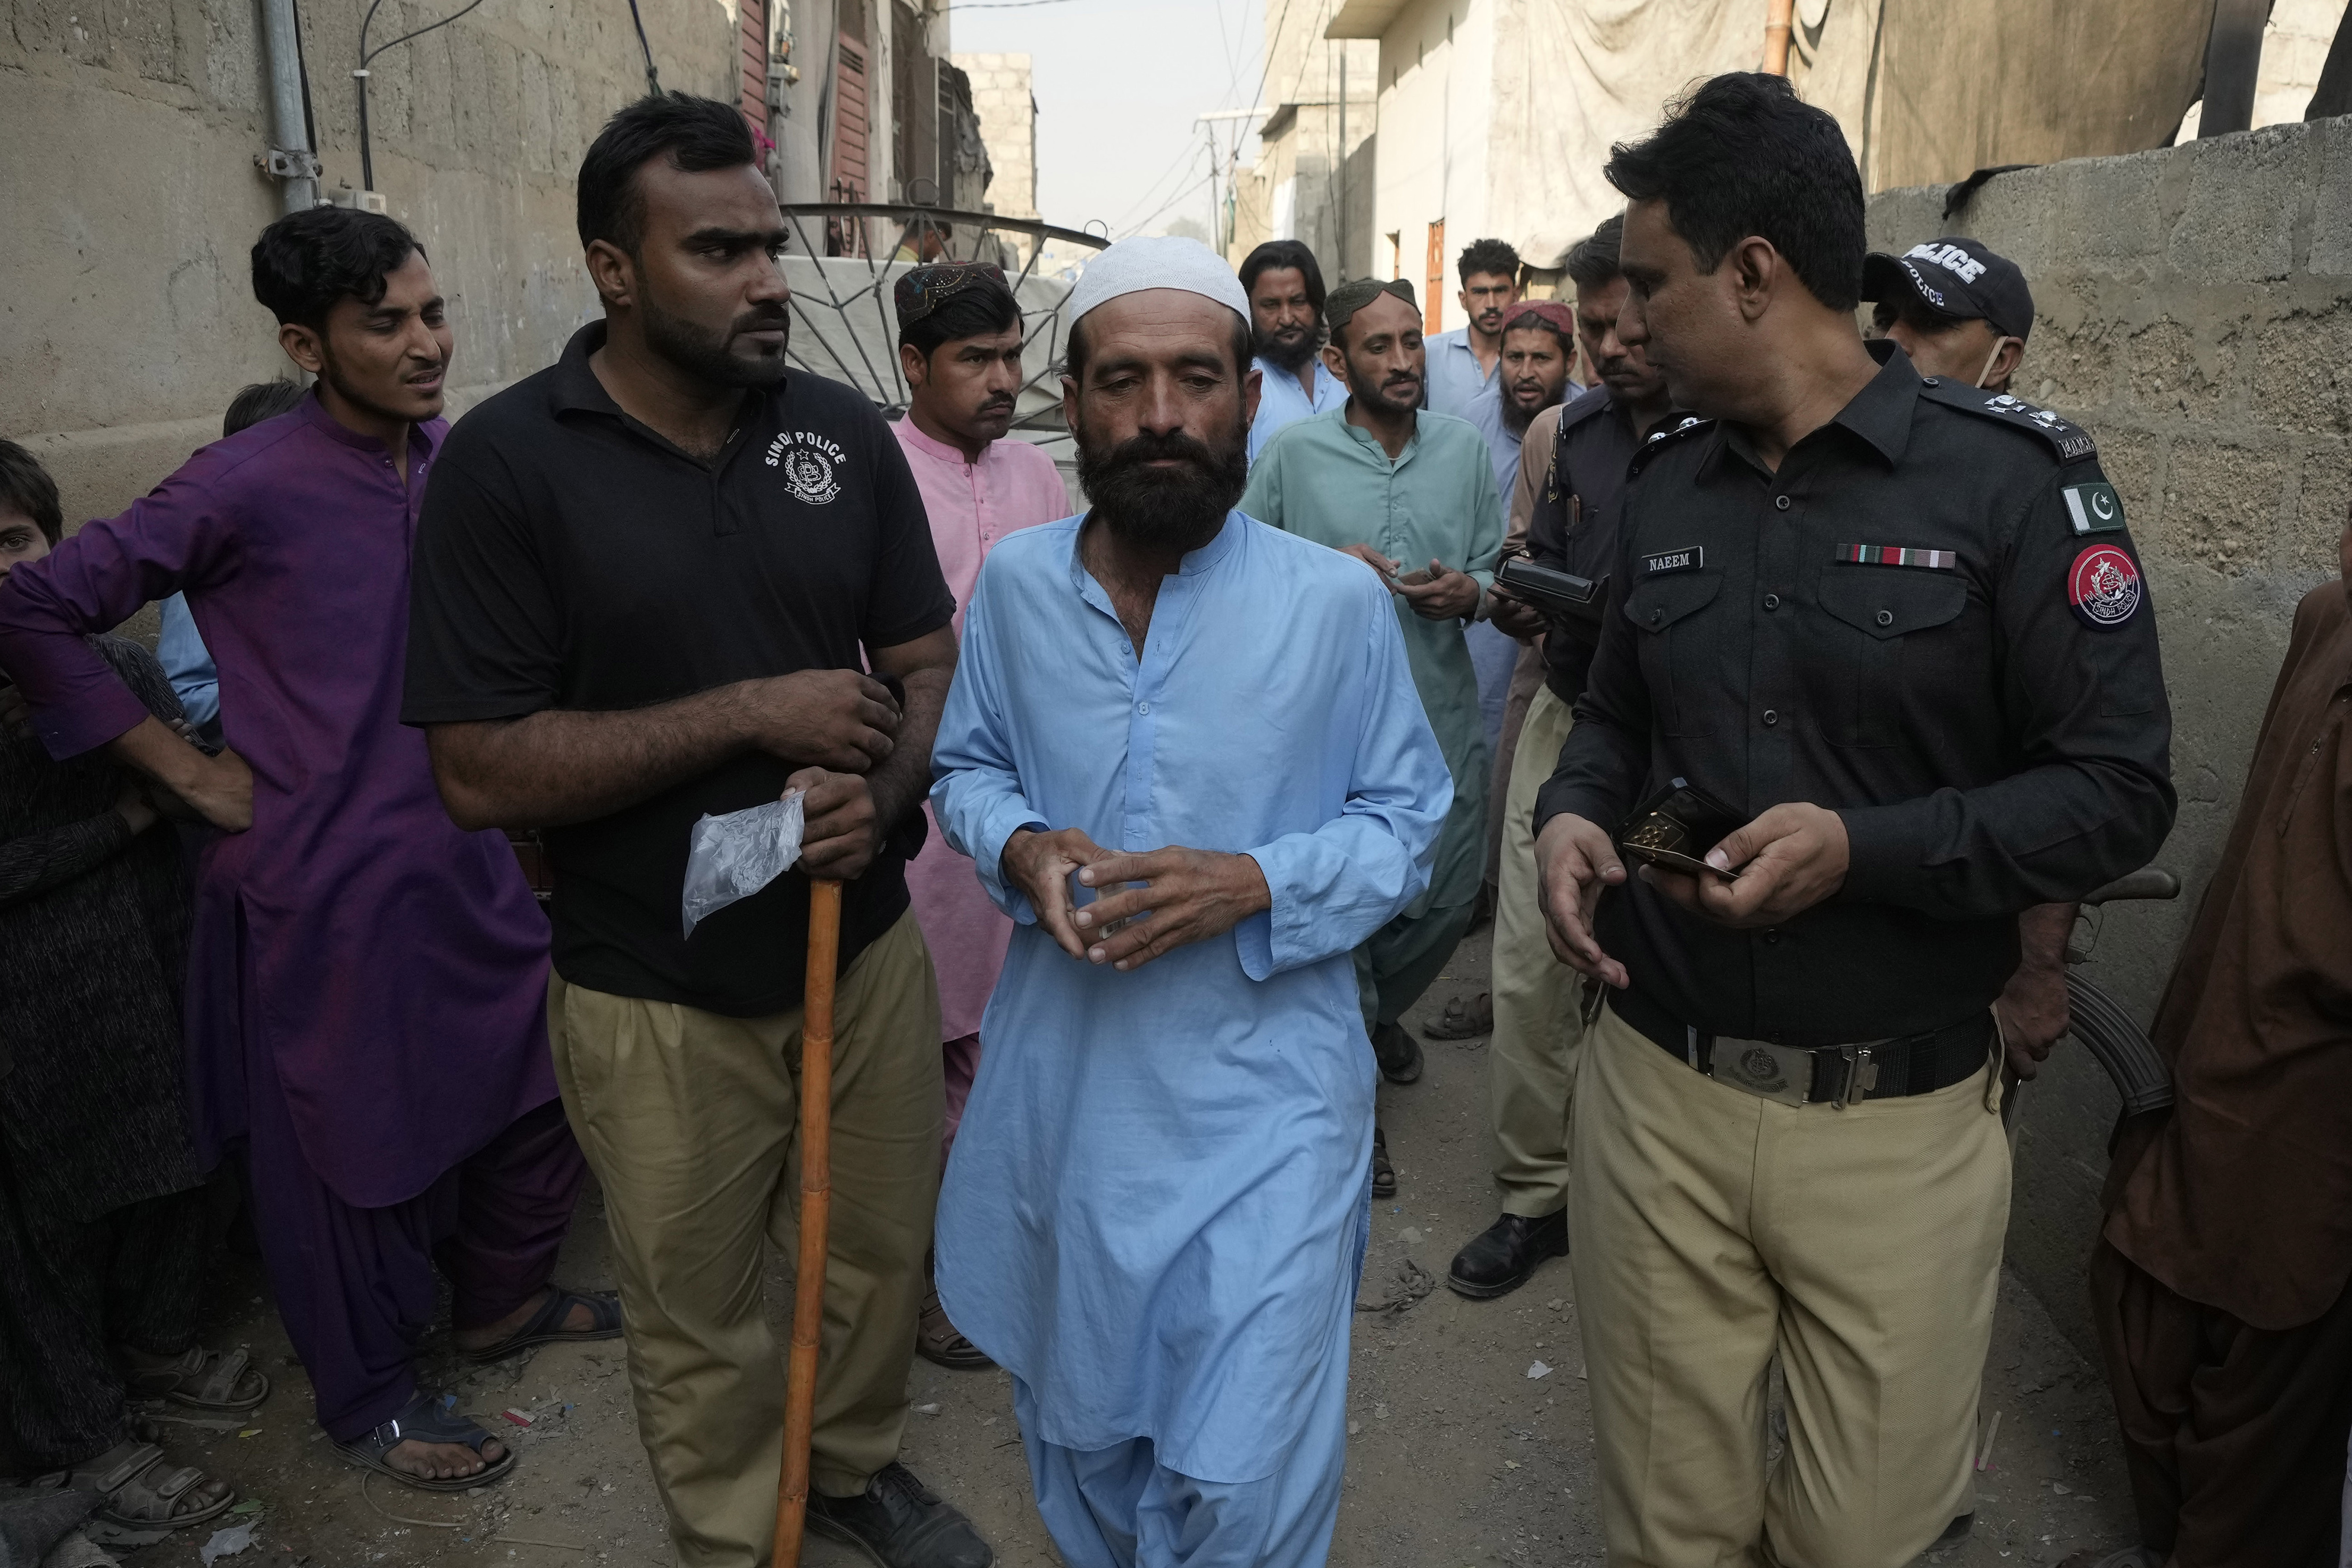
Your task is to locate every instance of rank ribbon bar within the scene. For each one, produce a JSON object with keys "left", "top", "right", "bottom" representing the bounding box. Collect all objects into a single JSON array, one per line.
[{"left": 1836, "top": 543, "right": 1957, "bottom": 569}]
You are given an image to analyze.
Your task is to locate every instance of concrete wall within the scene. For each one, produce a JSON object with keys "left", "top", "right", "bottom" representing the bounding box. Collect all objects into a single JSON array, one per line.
[
  {"left": 954, "top": 52, "right": 1035, "bottom": 219},
  {"left": 1866, "top": 114, "right": 2352, "bottom": 1354},
  {"left": 0, "top": 0, "right": 739, "bottom": 545},
  {"left": 1369, "top": 0, "right": 1497, "bottom": 320},
  {"left": 1227, "top": 0, "right": 1377, "bottom": 280}
]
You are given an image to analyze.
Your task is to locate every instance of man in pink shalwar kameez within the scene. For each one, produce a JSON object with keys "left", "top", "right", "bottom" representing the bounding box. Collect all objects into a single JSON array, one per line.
[{"left": 890, "top": 262, "right": 1069, "bottom": 1369}]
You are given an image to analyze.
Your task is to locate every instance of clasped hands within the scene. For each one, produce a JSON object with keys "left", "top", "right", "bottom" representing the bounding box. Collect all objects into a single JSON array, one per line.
[
  {"left": 1001, "top": 827, "right": 1270, "bottom": 972},
  {"left": 1336, "top": 545, "right": 1482, "bottom": 622},
  {"left": 1535, "top": 802, "right": 1850, "bottom": 986}
]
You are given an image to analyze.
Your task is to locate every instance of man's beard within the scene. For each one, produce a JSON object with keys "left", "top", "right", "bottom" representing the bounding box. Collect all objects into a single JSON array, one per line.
[
  {"left": 1500, "top": 381, "right": 1561, "bottom": 436},
  {"left": 1342, "top": 359, "right": 1421, "bottom": 418},
  {"left": 1254, "top": 323, "right": 1321, "bottom": 375},
  {"left": 1075, "top": 411, "right": 1249, "bottom": 554},
  {"left": 641, "top": 285, "right": 790, "bottom": 389}
]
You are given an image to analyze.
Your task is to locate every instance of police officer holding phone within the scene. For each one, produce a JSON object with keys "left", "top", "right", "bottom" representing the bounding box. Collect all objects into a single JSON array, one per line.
[{"left": 1534, "top": 75, "right": 2174, "bottom": 1566}]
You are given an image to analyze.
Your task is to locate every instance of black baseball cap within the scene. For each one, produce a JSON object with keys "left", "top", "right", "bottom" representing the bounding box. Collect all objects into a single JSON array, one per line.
[{"left": 1863, "top": 237, "right": 2034, "bottom": 341}]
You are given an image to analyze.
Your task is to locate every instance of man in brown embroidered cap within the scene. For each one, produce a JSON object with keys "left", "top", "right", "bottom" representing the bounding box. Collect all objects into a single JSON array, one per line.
[{"left": 2085, "top": 499, "right": 2352, "bottom": 1568}]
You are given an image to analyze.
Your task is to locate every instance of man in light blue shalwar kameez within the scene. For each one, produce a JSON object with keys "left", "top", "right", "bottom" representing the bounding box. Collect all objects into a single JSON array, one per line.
[{"left": 930, "top": 236, "right": 1453, "bottom": 1568}]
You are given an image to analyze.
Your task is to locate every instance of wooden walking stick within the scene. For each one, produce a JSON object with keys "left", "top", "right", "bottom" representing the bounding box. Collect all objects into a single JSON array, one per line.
[{"left": 774, "top": 877, "right": 843, "bottom": 1567}]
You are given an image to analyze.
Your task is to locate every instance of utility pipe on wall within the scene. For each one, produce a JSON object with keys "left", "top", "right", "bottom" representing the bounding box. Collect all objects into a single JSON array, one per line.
[
  {"left": 259, "top": 0, "right": 320, "bottom": 211},
  {"left": 1763, "top": 0, "right": 1796, "bottom": 75}
]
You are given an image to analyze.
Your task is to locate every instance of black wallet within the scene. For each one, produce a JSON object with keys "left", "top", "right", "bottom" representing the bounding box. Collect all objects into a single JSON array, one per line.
[
  {"left": 1495, "top": 556, "right": 1601, "bottom": 617},
  {"left": 1619, "top": 778, "right": 1745, "bottom": 879}
]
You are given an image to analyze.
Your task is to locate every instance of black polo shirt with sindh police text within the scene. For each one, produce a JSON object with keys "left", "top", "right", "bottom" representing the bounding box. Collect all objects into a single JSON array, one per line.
[
  {"left": 1536, "top": 340, "right": 2176, "bottom": 1046},
  {"left": 402, "top": 321, "right": 956, "bottom": 1017}
]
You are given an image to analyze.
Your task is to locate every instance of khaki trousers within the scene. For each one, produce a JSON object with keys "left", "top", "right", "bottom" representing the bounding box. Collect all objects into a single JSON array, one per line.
[
  {"left": 1569, "top": 1004, "right": 2008, "bottom": 1568},
  {"left": 547, "top": 911, "right": 941, "bottom": 1568},
  {"left": 1487, "top": 682, "right": 1584, "bottom": 1216}
]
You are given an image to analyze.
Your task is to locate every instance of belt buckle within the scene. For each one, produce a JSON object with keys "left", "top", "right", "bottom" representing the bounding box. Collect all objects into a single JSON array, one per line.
[
  {"left": 1832, "top": 1045, "right": 1879, "bottom": 1111},
  {"left": 1708, "top": 1038, "right": 1813, "bottom": 1107}
]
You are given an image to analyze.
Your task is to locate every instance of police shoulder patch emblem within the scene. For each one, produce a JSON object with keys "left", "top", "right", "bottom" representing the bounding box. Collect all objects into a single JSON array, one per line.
[
  {"left": 2068, "top": 544, "right": 2142, "bottom": 629},
  {"left": 2062, "top": 481, "right": 2125, "bottom": 535}
]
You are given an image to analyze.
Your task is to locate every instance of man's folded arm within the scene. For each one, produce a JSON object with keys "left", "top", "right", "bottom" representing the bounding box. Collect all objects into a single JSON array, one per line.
[{"left": 1236, "top": 604, "right": 1452, "bottom": 980}]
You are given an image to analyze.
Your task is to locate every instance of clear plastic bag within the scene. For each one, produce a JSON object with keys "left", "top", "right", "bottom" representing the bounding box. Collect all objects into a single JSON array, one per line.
[{"left": 681, "top": 789, "right": 805, "bottom": 938}]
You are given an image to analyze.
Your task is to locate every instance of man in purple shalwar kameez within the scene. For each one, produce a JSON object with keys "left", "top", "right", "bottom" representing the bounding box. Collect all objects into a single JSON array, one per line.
[{"left": 0, "top": 208, "right": 612, "bottom": 1491}]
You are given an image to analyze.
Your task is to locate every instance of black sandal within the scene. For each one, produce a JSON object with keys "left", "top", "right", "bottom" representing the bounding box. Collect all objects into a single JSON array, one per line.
[
  {"left": 335, "top": 1392, "right": 518, "bottom": 1493},
  {"left": 457, "top": 1286, "right": 622, "bottom": 1364},
  {"left": 1371, "top": 1125, "right": 1397, "bottom": 1200}
]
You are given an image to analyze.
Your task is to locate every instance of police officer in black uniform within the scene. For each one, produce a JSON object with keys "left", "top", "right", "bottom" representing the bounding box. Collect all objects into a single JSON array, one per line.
[
  {"left": 1865, "top": 234, "right": 2032, "bottom": 395},
  {"left": 1534, "top": 74, "right": 2174, "bottom": 1567},
  {"left": 1863, "top": 236, "right": 2089, "bottom": 1083},
  {"left": 1447, "top": 213, "right": 1689, "bottom": 1300}
]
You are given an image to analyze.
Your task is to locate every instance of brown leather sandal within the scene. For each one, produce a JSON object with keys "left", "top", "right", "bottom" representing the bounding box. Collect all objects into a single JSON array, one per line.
[
  {"left": 1422, "top": 991, "right": 1494, "bottom": 1040},
  {"left": 916, "top": 1283, "right": 995, "bottom": 1371},
  {"left": 118, "top": 1343, "right": 271, "bottom": 1414},
  {"left": 34, "top": 1438, "right": 238, "bottom": 1531}
]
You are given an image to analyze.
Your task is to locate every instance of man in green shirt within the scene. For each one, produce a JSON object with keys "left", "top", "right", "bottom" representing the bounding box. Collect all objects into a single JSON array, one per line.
[{"left": 1240, "top": 277, "right": 1504, "bottom": 1194}]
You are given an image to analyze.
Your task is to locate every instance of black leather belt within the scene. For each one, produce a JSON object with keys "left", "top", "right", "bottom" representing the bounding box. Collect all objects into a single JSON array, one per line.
[{"left": 1609, "top": 989, "right": 1993, "bottom": 1108}]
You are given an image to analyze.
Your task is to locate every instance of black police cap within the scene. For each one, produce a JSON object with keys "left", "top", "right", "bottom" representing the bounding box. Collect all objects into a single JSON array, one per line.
[{"left": 1862, "top": 237, "right": 2034, "bottom": 342}]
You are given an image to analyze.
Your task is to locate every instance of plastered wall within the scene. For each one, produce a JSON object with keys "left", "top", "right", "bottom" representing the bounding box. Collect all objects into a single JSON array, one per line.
[
  {"left": 1, "top": 0, "right": 739, "bottom": 541},
  {"left": 1868, "top": 114, "right": 2352, "bottom": 1354}
]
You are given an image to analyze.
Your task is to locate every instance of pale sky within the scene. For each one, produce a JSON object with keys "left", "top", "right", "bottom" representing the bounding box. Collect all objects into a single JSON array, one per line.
[{"left": 949, "top": 0, "right": 1265, "bottom": 239}]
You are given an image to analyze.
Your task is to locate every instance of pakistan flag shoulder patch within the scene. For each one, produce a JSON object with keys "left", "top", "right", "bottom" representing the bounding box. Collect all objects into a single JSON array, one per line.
[{"left": 2062, "top": 481, "right": 2125, "bottom": 536}]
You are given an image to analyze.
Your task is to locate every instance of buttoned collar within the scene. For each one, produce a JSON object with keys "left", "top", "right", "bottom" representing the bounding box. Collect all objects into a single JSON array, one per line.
[
  {"left": 1829, "top": 337, "right": 1921, "bottom": 465},
  {"left": 1066, "top": 508, "right": 1243, "bottom": 601},
  {"left": 549, "top": 320, "right": 623, "bottom": 417},
  {"left": 894, "top": 415, "right": 991, "bottom": 469},
  {"left": 1254, "top": 354, "right": 1341, "bottom": 398},
  {"left": 1708, "top": 336, "right": 1919, "bottom": 480},
  {"left": 292, "top": 384, "right": 439, "bottom": 464},
  {"left": 1336, "top": 404, "right": 1421, "bottom": 466},
  {"left": 547, "top": 319, "right": 769, "bottom": 465}
]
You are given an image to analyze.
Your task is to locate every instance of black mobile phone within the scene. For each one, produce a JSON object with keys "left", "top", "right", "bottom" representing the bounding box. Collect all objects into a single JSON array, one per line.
[
  {"left": 1496, "top": 556, "right": 1600, "bottom": 617},
  {"left": 1619, "top": 777, "right": 1745, "bottom": 880}
]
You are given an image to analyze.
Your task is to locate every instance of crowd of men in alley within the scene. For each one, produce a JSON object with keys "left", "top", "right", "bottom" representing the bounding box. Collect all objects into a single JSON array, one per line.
[{"left": 2, "top": 65, "right": 2348, "bottom": 1568}]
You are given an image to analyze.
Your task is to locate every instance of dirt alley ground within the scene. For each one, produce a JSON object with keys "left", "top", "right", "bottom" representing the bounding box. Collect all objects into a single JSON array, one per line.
[{"left": 112, "top": 925, "right": 2146, "bottom": 1568}]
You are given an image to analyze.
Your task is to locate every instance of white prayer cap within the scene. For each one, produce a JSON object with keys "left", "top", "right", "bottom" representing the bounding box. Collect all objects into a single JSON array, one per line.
[{"left": 1065, "top": 235, "right": 1250, "bottom": 328}]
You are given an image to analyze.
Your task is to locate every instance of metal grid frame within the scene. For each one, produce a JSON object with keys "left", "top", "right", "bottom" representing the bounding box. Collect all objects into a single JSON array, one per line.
[{"left": 777, "top": 202, "right": 1108, "bottom": 436}]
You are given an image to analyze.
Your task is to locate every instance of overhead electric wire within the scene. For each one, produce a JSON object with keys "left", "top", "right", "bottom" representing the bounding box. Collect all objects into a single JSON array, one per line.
[
  {"left": 359, "top": 0, "right": 488, "bottom": 68},
  {"left": 1117, "top": 166, "right": 1214, "bottom": 241},
  {"left": 354, "top": 0, "right": 491, "bottom": 189},
  {"left": 627, "top": 0, "right": 662, "bottom": 94}
]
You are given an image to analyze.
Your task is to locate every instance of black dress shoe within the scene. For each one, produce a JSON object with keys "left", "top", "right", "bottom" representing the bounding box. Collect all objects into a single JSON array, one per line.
[
  {"left": 1447, "top": 1210, "right": 1568, "bottom": 1299},
  {"left": 1371, "top": 1021, "right": 1423, "bottom": 1085},
  {"left": 807, "top": 1463, "right": 993, "bottom": 1568}
]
